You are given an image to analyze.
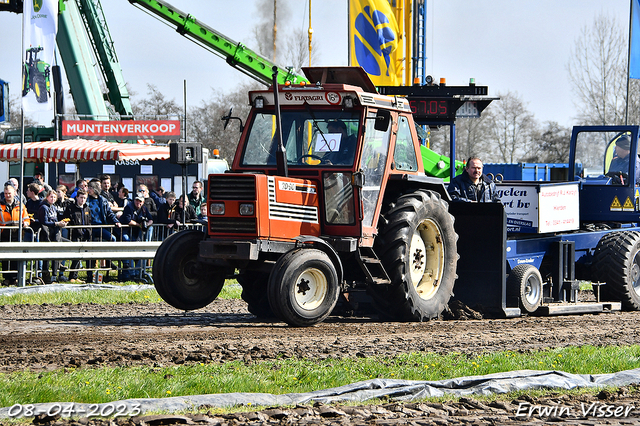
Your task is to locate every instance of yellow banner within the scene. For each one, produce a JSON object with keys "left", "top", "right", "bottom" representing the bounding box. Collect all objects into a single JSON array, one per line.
[{"left": 349, "top": 0, "right": 401, "bottom": 86}]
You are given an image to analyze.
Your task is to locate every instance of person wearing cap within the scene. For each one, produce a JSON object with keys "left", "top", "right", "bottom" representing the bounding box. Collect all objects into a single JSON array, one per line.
[
  {"left": 119, "top": 194, "right": 153, "bottom": 281},
  {"left": 608, "top": 134, "right": 640, "bottom": 185}
]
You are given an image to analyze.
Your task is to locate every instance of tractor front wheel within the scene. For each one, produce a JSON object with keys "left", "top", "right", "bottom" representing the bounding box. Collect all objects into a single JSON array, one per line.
[
  {"left": 153, "top": 230, "right": 225, "bottom": 311},
  {"left": 372, "top": 190, "right": 458, "bottom": 321},
  {"left": 268, "top": 248, "right": 339, "bottom": 326}
]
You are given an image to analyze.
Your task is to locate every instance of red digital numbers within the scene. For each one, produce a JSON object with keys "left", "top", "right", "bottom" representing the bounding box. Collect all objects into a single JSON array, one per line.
[{"left": 409, "top": 99, "right": 449, "bottom": 118}]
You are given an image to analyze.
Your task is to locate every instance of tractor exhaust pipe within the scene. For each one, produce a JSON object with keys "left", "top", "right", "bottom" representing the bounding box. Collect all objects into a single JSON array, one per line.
[{"left": 272, "top": 66, "right": 288, "bottom": 177}]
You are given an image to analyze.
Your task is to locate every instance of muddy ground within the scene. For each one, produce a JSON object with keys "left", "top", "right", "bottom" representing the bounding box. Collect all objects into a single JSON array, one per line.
[{"left": 1, "top": 297, "right": 640, "bottom": 425}]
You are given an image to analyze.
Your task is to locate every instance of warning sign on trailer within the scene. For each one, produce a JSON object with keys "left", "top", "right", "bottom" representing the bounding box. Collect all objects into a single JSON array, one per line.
[
  {"left": 610, "top": 196, "right": 622, "bottom": 211},
  {"left": 623, "top": 197, "right": 635, "bottom": 211}
]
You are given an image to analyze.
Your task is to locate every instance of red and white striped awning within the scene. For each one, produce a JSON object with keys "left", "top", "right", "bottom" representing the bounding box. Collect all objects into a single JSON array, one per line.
[{"left": 0, "top": 139, "right": 170, "bottom": 163}]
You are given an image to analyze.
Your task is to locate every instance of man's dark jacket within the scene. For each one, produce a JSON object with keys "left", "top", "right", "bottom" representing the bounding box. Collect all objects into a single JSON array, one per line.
[{"left": 448, "top": 170, "right": 499, "bottom": 203}]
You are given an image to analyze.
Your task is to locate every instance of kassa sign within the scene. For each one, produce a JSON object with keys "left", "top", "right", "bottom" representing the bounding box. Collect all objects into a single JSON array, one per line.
[{"left": 62, "top": 120, "right": 181, "bottom": 140}]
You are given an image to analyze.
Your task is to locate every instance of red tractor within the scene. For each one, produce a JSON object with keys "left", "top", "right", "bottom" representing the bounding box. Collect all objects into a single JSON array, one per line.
[{"left": 154, "top": 67, "right": 458, "bottom": 326}]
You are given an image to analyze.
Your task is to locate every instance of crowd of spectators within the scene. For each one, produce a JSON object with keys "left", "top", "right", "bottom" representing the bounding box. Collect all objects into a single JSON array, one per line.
[{"left": 0, "top": 175, "right": 208, "bottom": 286}]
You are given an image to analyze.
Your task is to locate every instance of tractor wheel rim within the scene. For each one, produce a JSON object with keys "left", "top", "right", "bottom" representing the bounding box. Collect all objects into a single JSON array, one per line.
[
  {"left": 294, "top": 268, "right": 327, "bottom": 311},
  {"left": 410, "top": 219, "right": 444, "bottom": 301},
  {"left": 631, "top": 252, "right": 640, "bottom": 296},
  {"left": 524, "top": 275, "right": 540, "bottom": 304}
]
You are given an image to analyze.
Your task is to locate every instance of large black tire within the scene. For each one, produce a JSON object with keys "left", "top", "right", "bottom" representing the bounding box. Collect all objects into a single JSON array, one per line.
[
  {"left": 506, "top": 264, "right": 543, "bottom": 313},
  {"left": 153, "top": 230, "right": 225, "bottom": 311},
  {"left": 591, "top": 231, "right": 640, "bottom": 310},
  {"left": 22, "top": 66, "right": 29, "bottom": 96},
  {"left": 268, "top": 248, "right": 339, "bottom": 327},
  {"left": 34, "top": 74, "right": 47, "bottom": 103},
  {"left": 372, "top": 190, "right": 458, "bottom": 321},
  {"left": 237, "top": 266, "right": 273, "bottom": 318}
]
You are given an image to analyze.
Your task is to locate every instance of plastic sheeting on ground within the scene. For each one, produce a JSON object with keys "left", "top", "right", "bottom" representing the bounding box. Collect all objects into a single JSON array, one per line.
[
  {"left": 1, "top": 368, "right": 639, "bottom": 418},
  {"left": 0, "top": 283, "right": 154, "bottom": 297}
]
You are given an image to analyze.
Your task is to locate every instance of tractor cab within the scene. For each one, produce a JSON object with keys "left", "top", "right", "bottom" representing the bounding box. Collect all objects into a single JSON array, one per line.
[
  {"left": 569, "top": 125, "right": 640, "bottom": 223},
  {"left": 224, "top": 67, "right": 432, "bottom": 244}
]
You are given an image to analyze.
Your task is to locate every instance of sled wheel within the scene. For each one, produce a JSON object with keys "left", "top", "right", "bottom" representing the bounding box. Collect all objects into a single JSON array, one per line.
[
  {"left": 268, "top": 248, "right": 339, "bottom": 327},
  {"left": 372, "top": 190, "right": 458, "bottom": 321},
  {"left": 507, "top": 264, "right": 543, "bottom": 313},
  {"left": 237, "top": 265, "right": 273, "bottom": 318},
  {"left": 153, "top": 229, "right": 225, "bottom": 311},
  {"left": 592, "top": 231, "right": 640, "bottom": 310}
]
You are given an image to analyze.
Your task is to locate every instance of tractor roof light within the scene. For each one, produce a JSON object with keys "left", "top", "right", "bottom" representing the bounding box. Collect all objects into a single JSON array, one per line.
[
  {"left": 343, "top": 96, "right": 354, "bottom": 109},
  {"left": 254, "top": 96, "right": 264, "bottom": 109},
  {"left": 284, "top": 80, "right": 291, "bottom": 87}
]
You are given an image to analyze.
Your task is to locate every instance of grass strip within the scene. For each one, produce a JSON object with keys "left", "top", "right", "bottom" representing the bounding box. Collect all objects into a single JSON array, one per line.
[
  {"left": 0, "top": 345, "right": 638, "bottom": 408},
  {"left": 0, "top": 281, "right": 241, "bottom": 305}
]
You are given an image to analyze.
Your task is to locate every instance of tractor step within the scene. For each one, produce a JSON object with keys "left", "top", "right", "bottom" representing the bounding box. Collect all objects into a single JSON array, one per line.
[{"left": 357, "top": 247, "right": 391, "bottom": 286}]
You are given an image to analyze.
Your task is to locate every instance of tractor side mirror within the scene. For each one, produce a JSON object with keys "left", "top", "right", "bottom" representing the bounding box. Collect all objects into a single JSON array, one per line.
[{"left": 374, "top": 109, "right": 391, "bottom": 132}]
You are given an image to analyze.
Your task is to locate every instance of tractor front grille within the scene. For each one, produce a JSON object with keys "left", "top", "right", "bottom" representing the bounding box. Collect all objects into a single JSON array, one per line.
[
  {"left": 209, "top": 175, "right": 256, "bottom": 200},
  {"left": 209, "top": 217, "right": 257, "bottom": 234}
]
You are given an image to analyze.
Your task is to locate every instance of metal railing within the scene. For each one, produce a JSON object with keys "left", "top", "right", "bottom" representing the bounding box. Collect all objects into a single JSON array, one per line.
[{"left": 0, "top": 223, "right": 205, "bottom": 286}]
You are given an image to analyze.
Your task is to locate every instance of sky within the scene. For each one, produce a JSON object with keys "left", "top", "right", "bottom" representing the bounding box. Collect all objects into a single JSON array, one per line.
[{"left": 0, "top": 0, "right": 632, "bottom": 129}]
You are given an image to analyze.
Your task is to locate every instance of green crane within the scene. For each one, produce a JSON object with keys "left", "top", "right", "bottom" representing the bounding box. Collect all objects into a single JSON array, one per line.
[{"left": 128, "top": 0, "right": 308, "bottom": 86}]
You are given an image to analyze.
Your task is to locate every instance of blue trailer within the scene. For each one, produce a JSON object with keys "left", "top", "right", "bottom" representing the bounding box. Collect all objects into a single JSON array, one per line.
[
  {"left": 450, "top": 126, "right": 640, "bottom": 318},
  {"left": 483, "top": 162, "right": 569, "bottom": 182}
]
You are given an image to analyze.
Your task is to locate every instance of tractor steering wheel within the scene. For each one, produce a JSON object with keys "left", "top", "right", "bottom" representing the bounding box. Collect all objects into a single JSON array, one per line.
[
  {"left": 298, "top": 154, "right": 325, "bottom": 164},
  {"left": 605, "top": 171, "right": 629, "bottom": 184}
]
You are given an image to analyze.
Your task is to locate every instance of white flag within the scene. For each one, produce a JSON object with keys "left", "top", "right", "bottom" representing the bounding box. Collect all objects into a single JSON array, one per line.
[{"left": 22, "top": 0, "right": 58, "bottom": 112}]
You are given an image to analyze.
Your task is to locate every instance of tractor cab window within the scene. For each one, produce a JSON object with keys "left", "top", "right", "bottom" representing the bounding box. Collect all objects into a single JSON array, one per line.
[
  {"left": 574, "top": 130, "right": 635, "bottom": 185},
  {"left": 361, "top": 112, "right": 392, "bottom": 228},
  {"left": 393, "top": 116, "right": 418, "bottom": 171},
  {"left": 241, "top": 110, "right": 360, "bottom": 167}
]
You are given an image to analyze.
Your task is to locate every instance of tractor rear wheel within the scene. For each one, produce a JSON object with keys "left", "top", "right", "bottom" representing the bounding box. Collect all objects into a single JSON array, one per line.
[
  {"left": 34, "top": 74, "right": 47, "bottom": 103},
  {"left": 237, "top": 266, "right": 273, "bottom": 318},
  {"left": 506, "top": 264, "right": 543, "bottom": 313},
  {"left": 22, "top": 66, "right": 29, "bottom": 96},
  {"left": 592, "top": 231, "right": 640, "bottom": 310},
  {"left": 372, "top": 190, "right": 458, "bottom": 321},
  {"left": 153, "top": 229, "right": 225, "bottom": 311},
  {"left": 268, "top": 248, "right": 339, "bottom": 327}
]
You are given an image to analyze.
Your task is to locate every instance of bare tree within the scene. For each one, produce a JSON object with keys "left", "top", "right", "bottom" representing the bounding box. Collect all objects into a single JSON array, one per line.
[
  {"left": 187, "top": 82, "right": 261, "bottom": 163},
  {"left": 485, "top": 91, "right": 538, "bottom": 163},
  {"left": 252, "top": 0, "right": 291, "bottom": 63},
  {"left": 0, "top": 95, "right": 37, "bottom": 140},
  {"left": 131, "top": 84, "right": 182, "bottom": 117},
  {"left": 283, "top": 28, "right": 321, "bottom": 73},
  {"left": 567, "top": 13, "right": 627, "bottom": 125},
  {"left": 534, "top": 121, "right": 572, "bottom": 163},
  {"left": 452, "top": 115, "right": 493, "bottom": 162}
]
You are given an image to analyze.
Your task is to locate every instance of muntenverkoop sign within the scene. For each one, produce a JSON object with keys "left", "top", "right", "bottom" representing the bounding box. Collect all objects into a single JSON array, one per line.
[{"left": 61, "top": 120, "right": 181, "bottom": 140}]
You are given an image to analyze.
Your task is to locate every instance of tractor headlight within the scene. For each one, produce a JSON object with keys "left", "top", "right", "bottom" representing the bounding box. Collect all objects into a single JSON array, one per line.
[
  {"left": 239, "top": 203, "right": 254, "bottom": 216},
  {"left": 210, "top": 203, "right": 225, "bottom": 215}
]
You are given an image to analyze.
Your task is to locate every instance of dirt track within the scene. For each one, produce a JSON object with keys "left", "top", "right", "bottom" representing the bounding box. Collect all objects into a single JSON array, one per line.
[{"left": 2, "top": 298, "right": 640, "bottom": 425}]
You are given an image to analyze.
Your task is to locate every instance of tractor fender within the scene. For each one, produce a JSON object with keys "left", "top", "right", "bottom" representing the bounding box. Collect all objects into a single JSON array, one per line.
[
  {"left": 294, "top": 235, "right": 344, "bottom": 284},
  {"left": 386, "top": 174, "right": 452, "bottom": 202}
]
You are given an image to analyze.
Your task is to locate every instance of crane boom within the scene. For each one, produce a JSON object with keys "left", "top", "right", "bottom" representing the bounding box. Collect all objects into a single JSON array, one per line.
[
  {"left": 76, "top": 0, "right": 133, "bottom": 116},
  {"left": 128, "top": 0, "right": 308, "bottom": 86}
]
